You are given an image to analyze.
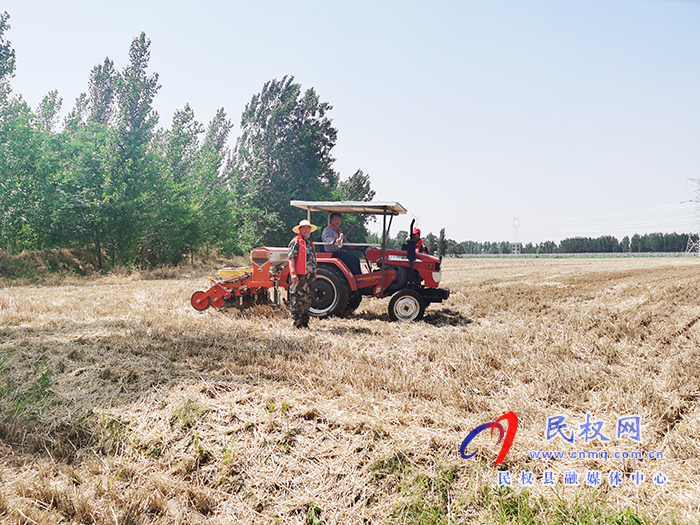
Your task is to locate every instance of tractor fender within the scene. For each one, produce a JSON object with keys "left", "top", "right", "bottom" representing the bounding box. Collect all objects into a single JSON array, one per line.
[
  {"left": 278, "top": 259, "right": 356, "bottom": 291},
  {"left": 316, "top": 259, "right": 358, "bottom": 291}
]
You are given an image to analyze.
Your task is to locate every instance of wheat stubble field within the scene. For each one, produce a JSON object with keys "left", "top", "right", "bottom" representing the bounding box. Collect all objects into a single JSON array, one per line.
[{"left": 1, "top": 256, "right": 699, "bottom": 524}]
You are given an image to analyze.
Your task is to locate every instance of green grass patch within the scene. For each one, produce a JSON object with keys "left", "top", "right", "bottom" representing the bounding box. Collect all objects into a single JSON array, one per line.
[
  {"left": 307, "top": 502, "right": 324, "bottom": 525},
  {"left": 372, "top": 457, "right": 684, "bottom": 525},
  {"left": 0, "top": 355, "right": 55, "bottom": 422},
  {"left": 171, "top": 397, "right": 206, "bottom": 429},
  {"left": 474, "top": 486, "right": 675, "bottom": 525},
  {"left": 392, "top": 466, "right": 457, "bottom": 525}
]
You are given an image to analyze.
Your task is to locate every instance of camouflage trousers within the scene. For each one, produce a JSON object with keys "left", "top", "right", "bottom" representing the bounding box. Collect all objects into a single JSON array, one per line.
[{"left": 290, "top": 274, "right": 314, "bottom": 328}]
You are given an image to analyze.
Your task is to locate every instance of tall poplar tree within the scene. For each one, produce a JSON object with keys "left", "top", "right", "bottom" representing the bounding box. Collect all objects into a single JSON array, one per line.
[
  {"left": 58, "top": 58, "right": 120, "bottom": 269},
  {"left": 108, "top": 32, "right": 161, "bottom": 264},
  {"left": 0, "top": 11, "right": 15, "bottom": 99},
  {"left": 232, "top": 76, "right": 339, "bottom": 248},
  {"left": 150, "top": 104, "right": 204, "bottom": 265},
  {"left": 197, "top": 108, "right": 236, "bottom": 253},
  {"left": 0, "top": 14, "right": 62, "bottom": 253}
]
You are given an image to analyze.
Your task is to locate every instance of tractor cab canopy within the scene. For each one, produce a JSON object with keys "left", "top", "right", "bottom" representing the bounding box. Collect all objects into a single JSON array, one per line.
[
  {"left": 290, "top": 200, "right": 407, "bottom": 250},
  {"left": 290, "top": 200, "right": 407, "bottom": 218},
  {"left": 290, "top": 200, "right": 411, "bottom": 288}
]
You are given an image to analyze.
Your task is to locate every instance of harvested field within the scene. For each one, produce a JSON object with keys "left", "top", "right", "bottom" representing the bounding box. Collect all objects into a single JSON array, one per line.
[{"left": 1, "top": 257, "right": 699, "bottom": 524}]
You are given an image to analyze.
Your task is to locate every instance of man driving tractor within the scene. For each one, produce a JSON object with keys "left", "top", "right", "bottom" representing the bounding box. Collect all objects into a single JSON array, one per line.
[{"left": 321, "top": 212, "right": 362, "bottom": 275}]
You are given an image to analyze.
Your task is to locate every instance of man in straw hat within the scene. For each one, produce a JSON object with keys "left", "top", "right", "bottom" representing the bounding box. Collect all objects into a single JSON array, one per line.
[{"left": 288, "top": 219, "right": 318, "bottom": 328}]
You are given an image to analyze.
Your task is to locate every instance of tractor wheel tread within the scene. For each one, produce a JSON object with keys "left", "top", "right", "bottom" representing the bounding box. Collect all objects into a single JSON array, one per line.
[{"left": 310, "top": 264, "right": 351, "bottom": 318}]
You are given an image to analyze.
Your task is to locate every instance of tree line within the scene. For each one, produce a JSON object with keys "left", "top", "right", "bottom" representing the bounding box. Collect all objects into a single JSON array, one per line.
[
  {"left": 0, "top": 14, "right": 374, "bottom": 269},
  {"left": 399, "top": 231, "right": 695, "bottom": 256}
]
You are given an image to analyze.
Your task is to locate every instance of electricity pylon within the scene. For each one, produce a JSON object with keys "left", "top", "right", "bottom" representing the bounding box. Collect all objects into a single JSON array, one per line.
[
  {"left": 510, "top": 217, "right": 522, "bottom": 255},
  {"left": 686, "top": 179, "right": 700, "bottom": 256}
]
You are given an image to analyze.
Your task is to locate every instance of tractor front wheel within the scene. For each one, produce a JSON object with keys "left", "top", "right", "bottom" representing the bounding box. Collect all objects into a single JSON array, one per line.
[
  {"left": 310, "top": 266, "right": 350, "bottom": 318},
  {"left": 388, "top": 289, "right": 426, "bottom": 322}
]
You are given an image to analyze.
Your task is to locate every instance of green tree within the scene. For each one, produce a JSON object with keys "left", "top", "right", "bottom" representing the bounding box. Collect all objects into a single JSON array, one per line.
[
  {"left": 56, "top": 58, "right": 122, "bottom": 269},
  {"left": 336, "top": 169, "right": 375, "bottom": 202},
  {"left": 668, "top": 232, "right": 689, "bottom": 252},
  {"left": 395, "top": 229, "right": 408, "bottom": 247},
  {"left": 145, "top": 103, "right": 204, "bottom": 265},
  {"left": 445, "top": 238, "right": 462, "bottom": 256},
  {"left": 197, "top": 108, "right": 237, "bottom": 254},
  {"left": 438, "top": 228, "right": 447, "bottom": 257},
  {"left": 333, "top": 168, "right": 376, "bottom": 243},
  {"left": 536, "top": 241, "right": 557, "bottom": 254},
  {"left": 630, "top": 234, "right": 641, "bottom": 252},
  {"left": 0, "top": 98, "right": 66, "bottom": 252},
  {"left": 37, "top": 90, "right": 63, "bottom": 131},
  {"left": 57, "top": 120, "right": 113, "bottom": 268},
  {"left": 0, "top": 12, "right": 15, "bottom": 99},
  {"left": 424, "top": 232, "right": 438, "bottom": 254},
  {"left": 107, "top": 32, "right": 161, "bottom": 265},
  {"left": 152, "top": 105, "right": 236, "bottom": 261},
  {"left": 88, "top": 58, "right": 117, "bottom": 125},
  {"left": 0, "top": 17, "right": 70, "bottom": 254},
  {"left": 233, "top": 76, "right": 339, "bottom": 248},
  {"left": 621, "top": 235, "right": 630, "bottom": 252},
  {"left": 55, "top": 44, "right": 153, "bottom": 269}
]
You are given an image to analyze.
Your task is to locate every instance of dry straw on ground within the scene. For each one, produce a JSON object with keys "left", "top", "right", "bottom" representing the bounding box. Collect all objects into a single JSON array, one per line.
[{"left": 0, "top": 256, "right": 699, "bottom": 524}]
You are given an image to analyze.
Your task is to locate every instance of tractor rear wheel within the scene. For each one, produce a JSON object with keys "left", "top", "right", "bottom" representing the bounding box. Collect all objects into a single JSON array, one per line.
[
  {"left": 388, "top": 289, "right": 426, "bottom": 322},
  {"left": 310, "top": 265, "right": 350, "bottom": 318}
]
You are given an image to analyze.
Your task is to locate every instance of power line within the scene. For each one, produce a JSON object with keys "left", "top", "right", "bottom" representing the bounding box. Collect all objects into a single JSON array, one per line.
[
  {"left": 526, "top": 202, "right": 693, "bottom": 226},
  {"left": 525, "top": 215, "right": 695, "bottom": 234}
]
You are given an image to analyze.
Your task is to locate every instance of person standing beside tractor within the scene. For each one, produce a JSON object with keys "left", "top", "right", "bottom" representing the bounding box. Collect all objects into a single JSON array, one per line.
[
  {"left": 288, "top": 219, "right": 318, "bottom": 328},
  {"left": 322, "top": 212, "right": 362, "bottom": 275}
]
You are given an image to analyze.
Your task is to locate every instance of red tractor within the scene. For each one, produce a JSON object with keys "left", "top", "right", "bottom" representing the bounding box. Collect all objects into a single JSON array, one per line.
[{"left": 191, "top": 201, "right": 449, "bottom": 321}]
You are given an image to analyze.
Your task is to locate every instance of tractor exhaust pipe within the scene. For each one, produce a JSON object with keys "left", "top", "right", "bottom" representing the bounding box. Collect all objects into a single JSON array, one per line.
[{"left": 406, "top": 219, "right": 416, "bottom": 272}]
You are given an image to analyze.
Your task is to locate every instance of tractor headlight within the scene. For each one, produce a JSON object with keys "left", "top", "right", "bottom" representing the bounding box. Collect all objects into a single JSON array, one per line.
[{"left": 432, "top": 272, "right": 441, "bottom": 283}]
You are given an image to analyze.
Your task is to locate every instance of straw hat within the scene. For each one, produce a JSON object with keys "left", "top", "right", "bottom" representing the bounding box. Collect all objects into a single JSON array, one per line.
[{"left": 292, "top": 219, "right": 318, "bottom": 233}]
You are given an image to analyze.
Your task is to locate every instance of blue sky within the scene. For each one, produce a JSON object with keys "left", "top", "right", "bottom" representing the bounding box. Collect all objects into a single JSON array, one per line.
[{"left": 3, "top": 0, "right": 699, "bottom": 243}]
